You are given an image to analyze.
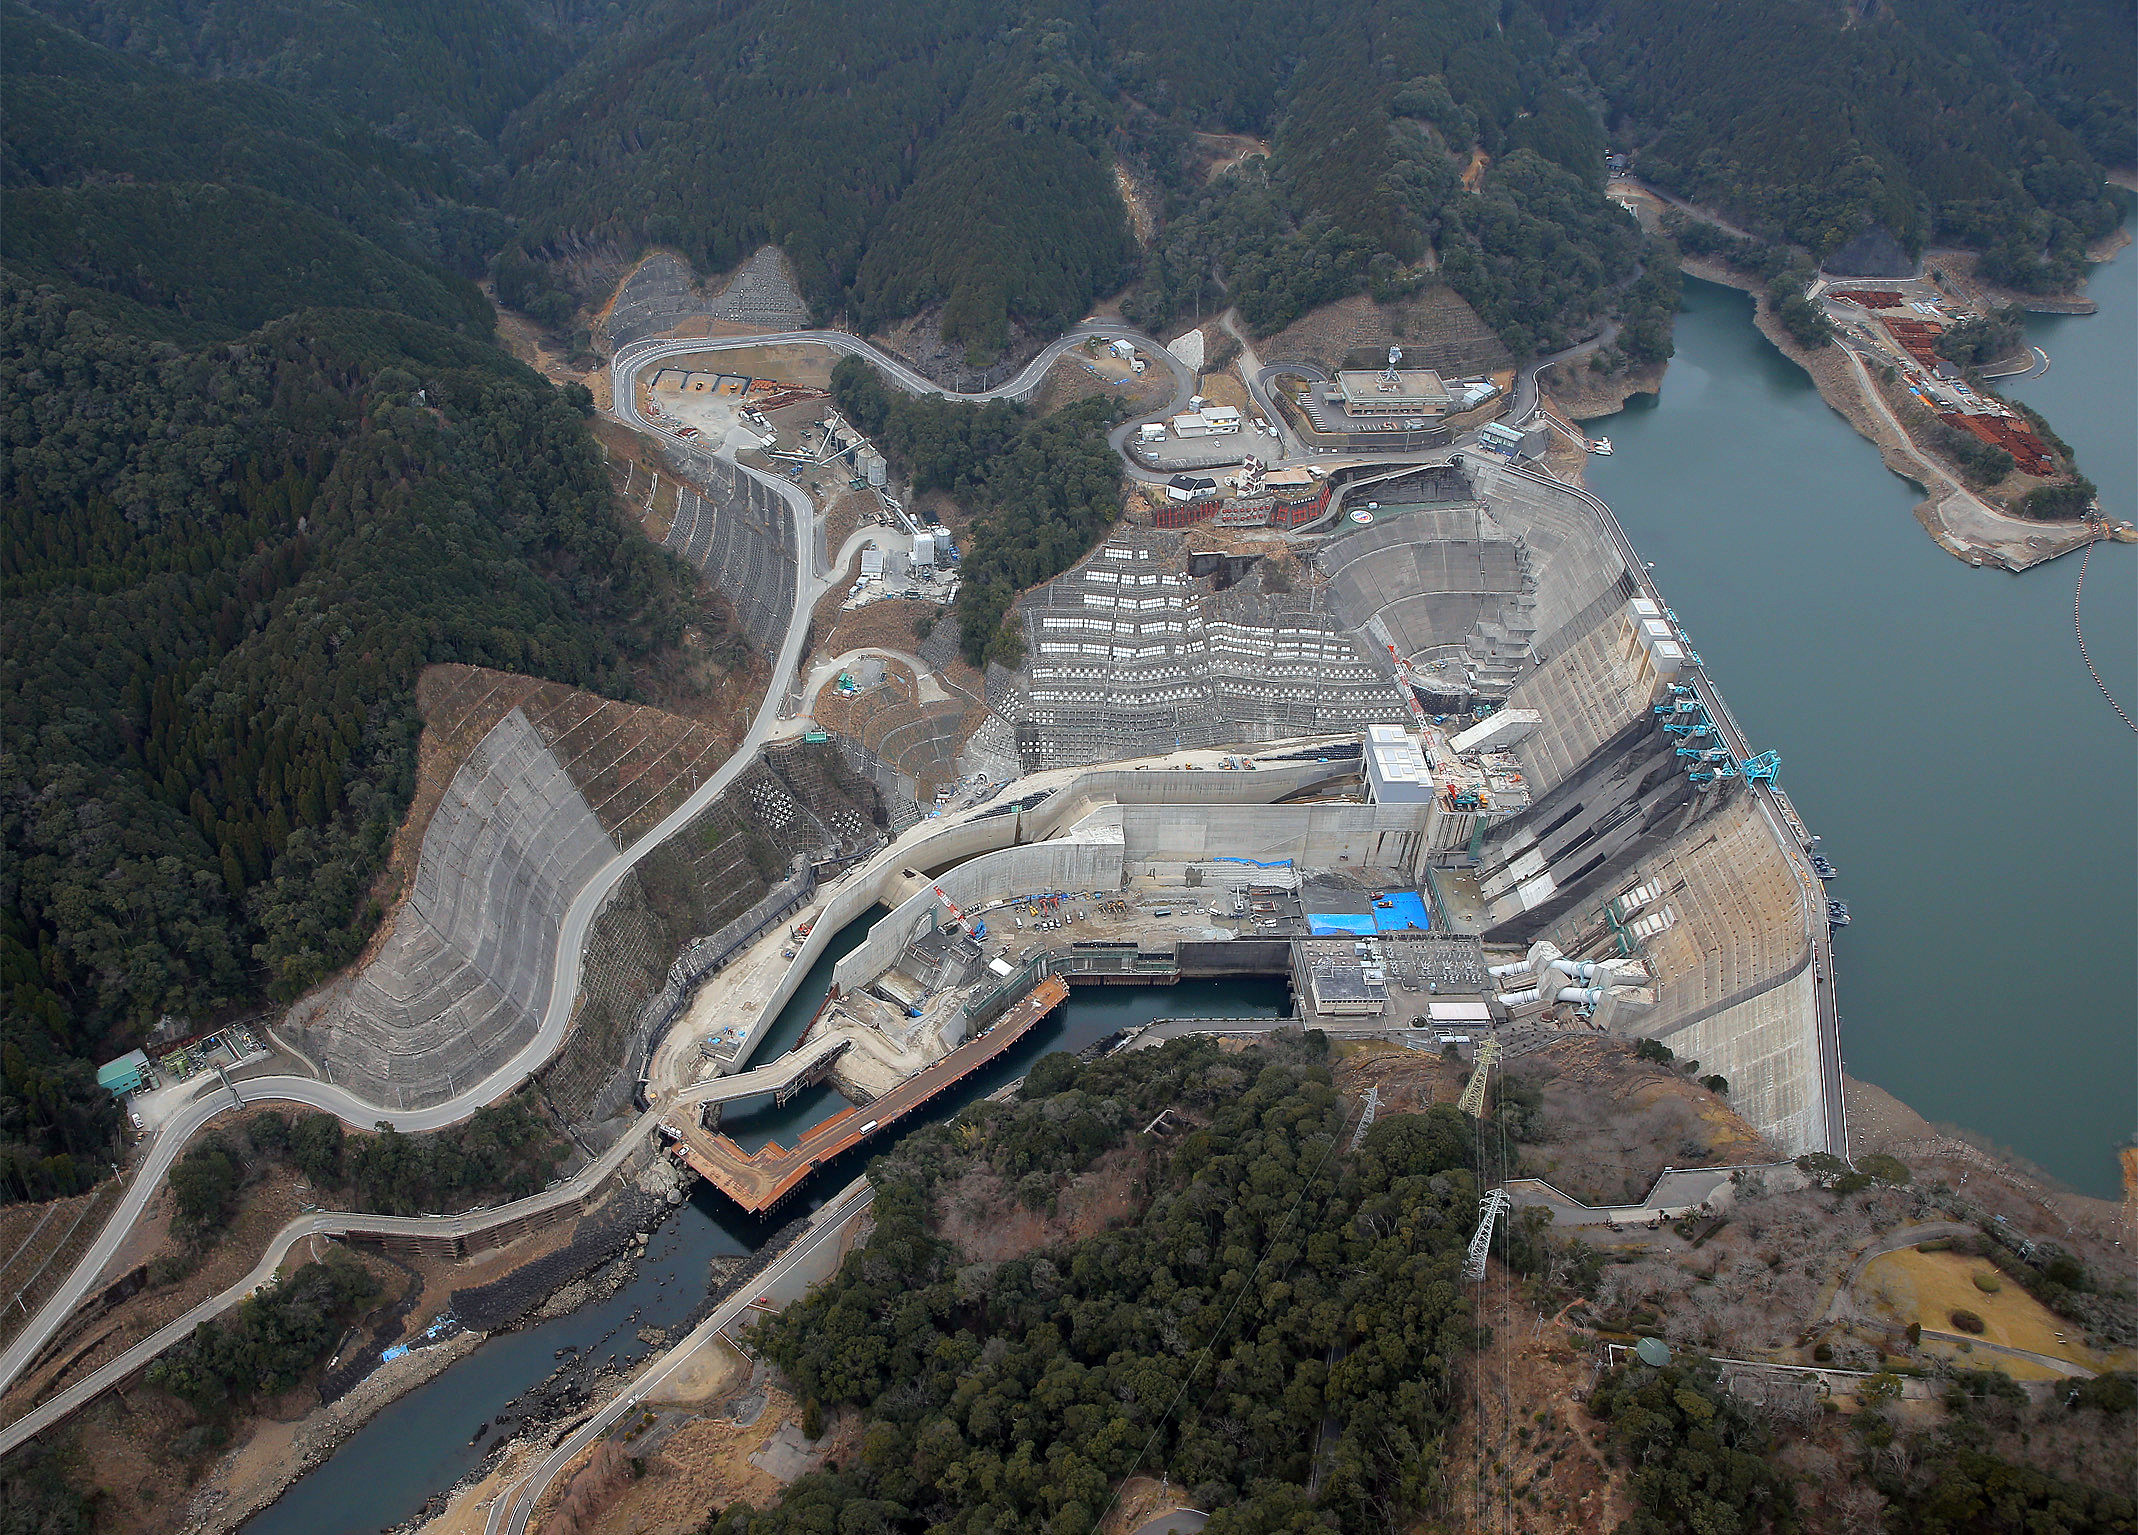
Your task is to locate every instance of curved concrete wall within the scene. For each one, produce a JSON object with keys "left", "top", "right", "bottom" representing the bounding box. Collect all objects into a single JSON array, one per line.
[
  {"left": 721, "top": 757, "right": 1350, "bottom": 1067},
  {"left": 1531, "top": 789, "right": 1823, "bottom": 1153},
  {"left": 1474, "top": 470, "right": 1632, "bottom": 649},
  {"left": 832, "top": 832, "right": 1127, "bottom": 995},
  {"left": 1503, "top": 590, "right": 1656, "bottom": 796},
  {"left": 1319, "top": 507, "right": 1528, "bottom": 664}
]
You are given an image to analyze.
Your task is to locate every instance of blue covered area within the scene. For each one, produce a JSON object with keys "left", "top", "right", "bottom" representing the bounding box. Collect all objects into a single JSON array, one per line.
[
  {"left": 1373, "top": 892, "right": 1432, "bottom": 932},
  {"left": 1306, "top": 912, "right": 1378, "bottom": 937}
]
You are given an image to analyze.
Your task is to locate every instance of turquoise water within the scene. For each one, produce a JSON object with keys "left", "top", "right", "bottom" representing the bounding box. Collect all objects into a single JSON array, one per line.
[{"left": 1586, "top": 217, "right": 2135, "bottom": 1196}]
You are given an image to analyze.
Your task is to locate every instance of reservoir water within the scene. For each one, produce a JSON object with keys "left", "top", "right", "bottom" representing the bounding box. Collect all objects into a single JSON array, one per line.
[
  {"left": 243, "top": 927, "right": 1287, "bottom": 1535},
  {"left": 1586, "top": 216, "right": 2136, "bottom": 1197},
  {"left": 247, "top": 207, "right": 2133, "bottom": 1529}
]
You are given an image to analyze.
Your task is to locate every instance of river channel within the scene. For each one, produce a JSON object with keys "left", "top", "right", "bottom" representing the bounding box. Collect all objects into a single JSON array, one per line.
[
  {"left": 243, "top": 922, "right": 1287, "bottom": 1535},
  {"left": 248, "top": 212, "right": 2133, "bottom": 1531},
  {"left": 1586, "top": 214, "right": 2135, "bottom": 1199}
]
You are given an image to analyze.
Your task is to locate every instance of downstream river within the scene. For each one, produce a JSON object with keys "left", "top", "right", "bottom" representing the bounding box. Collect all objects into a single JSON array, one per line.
[
  {"left": 1587, "top": 216, "right": 2136, "bottom": 1198},
  {"left": 247, "top": 209, "right": 2134, "bottom": 1529},
  {"left": 243, "top": 926, "right": 1287, "bottom": 1535}
]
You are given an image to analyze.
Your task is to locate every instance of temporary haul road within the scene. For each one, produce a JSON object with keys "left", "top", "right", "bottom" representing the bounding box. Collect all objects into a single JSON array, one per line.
[
  {"left": 0, "top": 320, "right": 1179, "bottom": 1429},
  {"left": 482, "top": 1176, "right": 877, "bottom": 1535},
  {"left": 0, "top": 308, "right": 1842, "bottom": 1475},
  {"left": 608, "top": 322, "right": 1200, "bottom": 482},
  {"left": 0, "top": 417, "right": 819, "bottom": 1415}
]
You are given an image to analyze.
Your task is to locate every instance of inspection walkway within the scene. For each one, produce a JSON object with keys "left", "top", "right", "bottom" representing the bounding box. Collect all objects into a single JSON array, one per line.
[{"left": 671, "top": 976, "right": 1070, "bottom": 1213}]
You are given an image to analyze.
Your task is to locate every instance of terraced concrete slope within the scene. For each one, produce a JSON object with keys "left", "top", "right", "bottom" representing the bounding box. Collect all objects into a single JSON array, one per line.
[
  {"left": 598, "top": 248, "right": 810, "bottom": 351},
  {"left": 988, "top": 526, "right": 1414, "bottom": 768},
  {"left": 983, "top": 461, "right": 1827, "bottom": 1152},
  {"left": 292, "top": 710, "right": 616, "bottom": 1109},
  {"left": 661, "top": 456, "right": 798, "bottom": 655}
]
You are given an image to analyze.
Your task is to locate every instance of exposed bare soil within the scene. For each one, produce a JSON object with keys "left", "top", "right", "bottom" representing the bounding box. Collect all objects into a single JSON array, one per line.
[
  {"left": 28, "top": 1239, "right": 412, "bottom": 1535},
  {"left": 1030, "top": 352, "right": 1173, "bottom": 418},
  {"left": 1255, "top": 288, "right": 1511, "bottom": 375},
  {"left": 819, "top": 488, "right": 870, "bottom": 566},
  {"left": 1543, "top": 357, "right": 1666, "bottom": 421},
  {"left": 650, "top": 344, "right": 837, "bottom": 390},
  {"left": 1189, "top": 129, "right": 1269, "bottom": 183},
  {"left": 1446, "top": 1285, "right": 1628, "bottom": 1534},
  {"left": 821, "top": 599, "right": 941, "bottom": 660},
  {"left": 933, "top": 1145, "right": 1150, "bottom": 1262},
  {"left": 0, "top": 1108, "right": 327, "bottom": 1428}
]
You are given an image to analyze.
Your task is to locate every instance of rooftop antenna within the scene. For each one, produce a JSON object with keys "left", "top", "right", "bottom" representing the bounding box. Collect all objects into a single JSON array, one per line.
[{"left": 1379, "top": 345, "right": 1403, "bottom": 390}]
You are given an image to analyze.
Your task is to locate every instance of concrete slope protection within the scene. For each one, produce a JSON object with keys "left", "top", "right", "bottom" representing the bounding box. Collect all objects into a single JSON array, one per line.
[
  {"left": 0, "top": 448, "right": 818, "bottom": 1410},
  {"left": 0, "top": 306, "right": 1827, "bottom": 1430},
  {"left": 292, "top": 710, "right": 619, "bottom": 1110},
  {"left": 0, "top": 748, "right": 1342, "bottom": 1439}
]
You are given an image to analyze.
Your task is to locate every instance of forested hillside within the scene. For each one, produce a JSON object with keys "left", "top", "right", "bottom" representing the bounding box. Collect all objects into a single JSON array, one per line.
[
  {"left": 1556, "top": 0, "right": 2125, "bottom": 288},
  {"left": 2, "top": 4, "right": 500, "bottom": 341},
  {"left": 13, "top": 0, "right": 2125, "bottom": 357},
  {"left": 1, "top": 0, "right": 2127, "bottom": 1204},
  {"left": 0, "top": 285, "right": 693, "bottom": 1200},
  {"left": 830, "top": 359, "right": 1122, "bottom": 666},
  {"left": 723, "top": 1036, "right": 1483, "bottom": 1533}
]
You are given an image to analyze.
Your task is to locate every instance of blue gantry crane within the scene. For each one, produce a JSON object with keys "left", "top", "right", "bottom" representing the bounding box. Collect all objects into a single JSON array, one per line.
[{"left": 1739, "top": 750, "right": 1781, "bottom": 784}]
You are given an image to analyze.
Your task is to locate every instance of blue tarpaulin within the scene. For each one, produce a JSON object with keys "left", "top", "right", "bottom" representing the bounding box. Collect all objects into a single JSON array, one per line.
[
  {"left": 1373, "top": 892, "right": 1432, "bottom": 932},
  {"left": 1306, "top": 912, "right": 1378, "bottom": 937}
]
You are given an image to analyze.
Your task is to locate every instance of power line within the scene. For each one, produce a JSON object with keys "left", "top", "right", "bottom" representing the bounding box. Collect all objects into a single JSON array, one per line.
[{"left": 1086, "top": 1084, "right": 1364, "bottom": 1534}]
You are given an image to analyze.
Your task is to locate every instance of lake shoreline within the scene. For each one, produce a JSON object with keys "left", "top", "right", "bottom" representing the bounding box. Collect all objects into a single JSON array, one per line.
[{"left": 1664, "top": 257, "right": 2105, "bottom": 571}]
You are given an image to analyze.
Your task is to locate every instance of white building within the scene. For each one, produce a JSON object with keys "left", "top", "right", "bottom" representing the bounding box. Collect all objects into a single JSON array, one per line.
[{"left": 1363, "top": 723, "right": 1435, "bottom": 805}]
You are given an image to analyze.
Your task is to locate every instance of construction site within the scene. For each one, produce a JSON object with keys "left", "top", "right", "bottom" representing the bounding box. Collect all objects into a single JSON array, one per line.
[{"left": 1822, "top": 283, "right": 2061, "bottom": 476}]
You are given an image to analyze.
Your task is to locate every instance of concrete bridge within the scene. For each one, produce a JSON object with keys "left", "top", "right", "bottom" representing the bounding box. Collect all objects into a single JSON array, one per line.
[{"left": 671, "top": 1035, "right": 848, "bottom": 1111}]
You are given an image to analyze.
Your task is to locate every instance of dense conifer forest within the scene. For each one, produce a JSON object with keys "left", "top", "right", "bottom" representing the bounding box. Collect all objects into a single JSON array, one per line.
[
  {"left": 716, "top": 1036, "right": 1485, "bottom": 1533},
  {"left": 0, "top": 283, "right": 692, "bottom": 1198}
]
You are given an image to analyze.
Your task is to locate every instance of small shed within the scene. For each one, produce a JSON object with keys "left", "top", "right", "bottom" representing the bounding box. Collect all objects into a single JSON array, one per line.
[{"left": 97, "top": 1049, "right": 151, "bottom": 1097}]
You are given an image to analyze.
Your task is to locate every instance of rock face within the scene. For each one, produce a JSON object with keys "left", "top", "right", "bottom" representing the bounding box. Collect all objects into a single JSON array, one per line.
[{"left": 1821, "top": 227, "right": 1915, "bottom": 279}]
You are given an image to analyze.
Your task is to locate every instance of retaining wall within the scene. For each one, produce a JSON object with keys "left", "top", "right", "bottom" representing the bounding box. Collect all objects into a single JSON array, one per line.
[
  {"left": 831, "top": 831, "right": 1127, "bottom": 995},
  {"left": 297, "top": 710, "right": 616, "bottom": 1110},
  {"left": 720, "top": 756, "right": 1350, "bottom": 1069}
]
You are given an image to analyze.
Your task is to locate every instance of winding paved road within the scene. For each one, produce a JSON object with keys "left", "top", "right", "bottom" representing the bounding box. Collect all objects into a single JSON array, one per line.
[
  {"left": 482, "top": 1177, "right": 875, "bottom": 1535},
  {"left": 0, "top": 421, "right": 829, "bottom": 1410},
  {"left": 2, "top": 308, "right": 1843, "bottom": 1465}
]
